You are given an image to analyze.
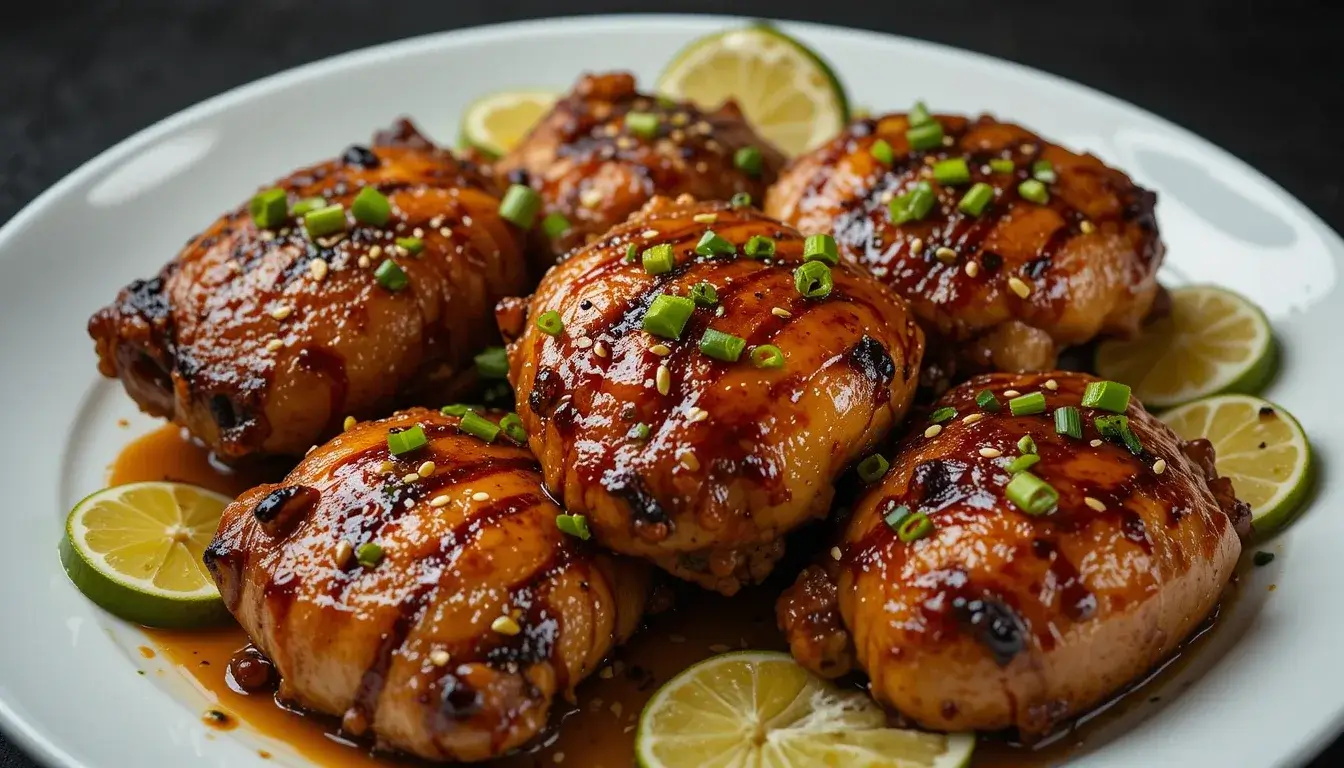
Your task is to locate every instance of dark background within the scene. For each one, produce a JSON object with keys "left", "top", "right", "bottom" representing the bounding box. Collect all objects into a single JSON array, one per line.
[{"left": 1, "top": 0, "right": 1340, "bottom": 765}]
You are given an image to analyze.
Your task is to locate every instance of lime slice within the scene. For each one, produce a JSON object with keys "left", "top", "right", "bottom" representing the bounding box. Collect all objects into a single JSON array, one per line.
[
  {"left": 658, "top": 25, "right": 849, "bottom": 155},
  {"left": 636, "top": 650, "right": 974, "bottom": 768},
  {"left": 1095, "top": 285, "right": 1275, "bottom": 409},
  {"left": 1161, "top": 395, "right": 1312, "bottom": 535},
  {"left": 59, "top": 482, "right": 233, "bottom": 628},
  {"left": 459, "top": 89, "right": 558, "bottom": 158}
]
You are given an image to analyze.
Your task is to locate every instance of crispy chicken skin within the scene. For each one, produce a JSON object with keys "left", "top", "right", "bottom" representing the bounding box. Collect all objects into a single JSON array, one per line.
[
  {"left": 204, "top": 408, "right": 650, "bottom": 762},
  {"left": 89, "top": 120, "right": 529, "bottom": 461},
  {"left": 778, "top": 372, "right": 1248, "bottom": 736},
  {"left": 496, "top": 72, "right": 785, "bottom": 264},
  {"left": 501, "top": 196, "right": 924, "bottom": 595},
  {"left": 766, "top": 115, "right": 1163, "bottom": 380}
]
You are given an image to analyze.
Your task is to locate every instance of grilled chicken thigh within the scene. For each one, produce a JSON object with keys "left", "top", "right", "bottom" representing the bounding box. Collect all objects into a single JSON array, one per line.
[
  {"left": 89, "top": 120, "right": 530, "bottom": 461},
  {"left": 501, "top": 196, "right": 924, "bottom": 594},
  {"left": 205, "top": 408, "right": 650, "bottom": 762},
  {"left": 766, "top": 114, "right": 1163, "bottom": 382},
  {"left": 778, "top": 372, "right": 1247, "bottom": 736},
  {"left": 496, "top": 72, "right": 785, "bottom": 264}
]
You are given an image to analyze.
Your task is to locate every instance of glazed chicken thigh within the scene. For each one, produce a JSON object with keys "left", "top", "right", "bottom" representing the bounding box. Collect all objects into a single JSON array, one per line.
[
  {"left": 766, "top": 114, "right": 1163, "bottom": 381},
  {"left": 496, "top": 72, "right": 785, "bottom": 264},
  {"left": 502, "top": 196, "right": 924, "bottom": 594},
  {"left": 89, "top": 121, "right": 530, "bottom": 460},
  {"left": 205, "top": 408, "right": 650, "bottom": 762},
  {"left": 778, "top": 372, "right": 1247, "bottom": 736}
]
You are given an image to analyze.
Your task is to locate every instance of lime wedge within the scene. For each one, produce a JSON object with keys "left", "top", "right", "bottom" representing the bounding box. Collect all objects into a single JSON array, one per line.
[
  {"left": 636, "top": 650, "right": 974, "bottom": 768},
  {"left": 1161, "top": 395, "right": 1312, "bottom": 535},
  {"left": 657, "top": 25, "right": 848, "bottom": 155},
  {"left": 459, "top": 89, "right": 557, "bottom": 159},
  {"left": 59, "top": 482, "right": 232, "bottom": 628},
  {"left": 1095, "top": 285, "right": 1275, "bottom": 409}
]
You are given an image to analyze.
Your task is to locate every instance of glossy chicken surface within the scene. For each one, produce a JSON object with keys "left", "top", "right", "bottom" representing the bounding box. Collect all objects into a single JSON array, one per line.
[
  {"left": 766, "top": 114, "right": 1163, "bottom": 382},
  {"left": 204, "top": 408, "right": 650, "bottom": 762},
  {"left": 89, "top": 120, "right": 530, "bottom": 461},
  {"left": 778, "top": 372, "right": 1247, "bottom": 736},
  {"left": 496, "top": 72, "right": 785, "bottom": 264},
  {"left": 502, "top": 196, "right": 924, "bottom": 594}
]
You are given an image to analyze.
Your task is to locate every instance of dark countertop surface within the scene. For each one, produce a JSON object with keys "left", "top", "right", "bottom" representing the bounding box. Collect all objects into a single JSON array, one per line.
[{"left": 2, "top": 1, "right": 1340, "bottom": 765}]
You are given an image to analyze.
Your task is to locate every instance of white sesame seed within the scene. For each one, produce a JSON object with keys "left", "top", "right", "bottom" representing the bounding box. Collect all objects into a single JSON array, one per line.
[
  {"left": 402, "top": 472, "right": 420, "bottom": 484},
  {"left": 1090, "top": 439, "right": 1104, "bottom": 448},
  {"left": 925, "top": 424, "right": 943, "bottom": 439},
  {"left": 429, "top": 649, "right": 450, "bottom": 666},
  {"left": 369, "top": 245, "right": 382, "bottom": 260},
  {"left": 1003, "top": 390, "right": 1021, "bottom": 398},
  {"left": 377, "top": 460, "right": 395, "bottom": 474},
  {"left": 554, "top": 752, "right": 565, "bottom": 764},
  {"left": 265, "top": 338, "right": 284, "bottom": 352},
  {"left": 309, "top": 258, "right": 329, "bottom": 281},
  {"left": 429, "top": 216, "right": 444, "bottom": 228},
  {"left": 1080, "top": 221, "right": 1096, "bottom": 234},
  {"left": 269, "top": 304, "right": 293, "bottom": 321},
  {"left": 678, "top": 451, "right": 699, "bottom": 471},
  {"left": 440, "top": 227, "right": 452, "bottom": 238},
  {"left": 258, "top": 230, "right": 275, "bottom": 242},
  {"left": 574, "top": 337, "right": 593, "bottom": 349},
  {"left": 687, "top": 407, "right": 709, "bottom": 423},
  {"left": 1008, "top": 276, "right": 1031, "bottom": 298},
  {"left": 650, "top": 343, "right": 671, "bottom": 356},
  {"left": 334, "top": 540, "right": 354, "bottom": 568},
  {"left": 979, "top": 447, "right": 1003, "bottom": 458},
  {"left": 880, "top": 190, "right": 894, "bottom": 204},
  {"left": 357, "top": 255, "right": 371, "bottom": 269},
  {"left": 417, "top": 460, "right": 436, "bottom": 478},
  {"left": 1044, "top": 379, "right": 1060, "bottom": 391},
  {"left": 491, "top": 615, "right": 521, "bottom": 636},
  {"left": 830, "top": 546, "right": 842, "bottom": 561},
  {"left": 472, "top": 491, "right": 489, "bottom": 502},
  {"left": 429, "top": 495, "right": 450, "bottom": 508},
  {"left": 715, "top": 306, "right": 725, "bottom": 317},
  {"left": 1021, "top": 143, "right": 1038, "bottom": 155},
  {"left": 1153, "top": 459, "right": 1168, "bottom": 475},
  {"left": 343, "top": 416, "right": 356, "bottom": 431},
  {"left": 963, "top": 413, "right": 985, "bottom": 424},
  {"left": 641, "top": 229, "right": 660, "bottom": 238},
  {"left": 965, "top": 261, "right": 980, "bottom": 277},
  {"left": 910, "top": 238, "right": 925, "bottom": 255},
  {"left": 935, "top": 247, "right": 957, "bottom": 264},
  {"left": 656, "top": 365, "right": 671, "bottom": 396},
  {"left": 594, "top": 341, "right": 608, "bottom": 358},
  {"left": 580, "top": 188, "right": 604, "bottom": 208},
  {"left": 692, "top": 213, "right": 718, "bottom": 224},
  {"left": 772, "top": 307, "right": 792, "bottom": 318},
  {"left": 1084, "top": 496, "right": 1107, "bottom": 512},
  {"left": 412, "top": 227, "right": 424, "bottom": 238}
]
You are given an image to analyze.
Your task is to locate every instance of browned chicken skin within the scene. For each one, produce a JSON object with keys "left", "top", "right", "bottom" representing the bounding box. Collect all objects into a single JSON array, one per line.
[
  {"left": 89, "top": 121, "right": 530, "bottom": 460},
  {"left": 204, "top": 408, "right": 649, "bottom": 762},
  {"left": 496, "top": 72, "right": 785, "bottom": 264},
  {"left": 766, "top": 115, "right": 1163, "bottom": 381},
  {"left": 502, "top": 196, "right": 924, "bottom": 595},
  {"left": 778, "top": 372, "right": 1247, "bottom": 736}
]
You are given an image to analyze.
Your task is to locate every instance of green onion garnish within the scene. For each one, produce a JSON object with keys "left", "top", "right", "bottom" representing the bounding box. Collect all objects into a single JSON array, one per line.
[
  {"left": 884, "top": 504, "right": 912, "bottom": 532},
  {"left": 803, "top": 233, "right": 839, "bottom": 265},
  {"left": 750, "top": 344, "right": 784, "bottom": 369},
  {"left": 556, "top": 513, "right": 592, "bottom": 540},
  {"left": 396, "top": 236, "right": 424, "bottom": 255},
  {"left": 1006, "top": 454, "right": 1040, "bottom": 474},
  {"left": 910, "top": 101, "right": 934, "bottom": 126},
  {"left": 290, "top": 197, "right": 325, "bottom": 217},
  {"left": 249, "top": 189, "right": 288, "bottom": 229},
  {"left": 689, "top": 282, "right": 718, "bottom": 307},
  {"left": 387, "top": 424, "right": 428, "bottom": 455},
  {"left": 933, "top": 158, "right": 971, "bottom": 186},
  {"left": 624, "top": 243, "right": 639, "bottom": 263},
  {"left": 356, "top": 542, "right": 384, "bottom": 568},
  {"left": 625, "top": 111, "right": 659, "bottom": 138},
  {"left": 744, "top": 235, "right": 776, "bottom": 258},
  {"left": 906, "top": 121, "right": 945, "bottom": 151},
  {"left": 989, "top": 158, "right": 1015, "bottom": 174},
  {"left": 794, "top": 261, "right": 834, "bottom": 299},
  {"left": 976, "top": 389, "right": 1001, "bottom": 412},
  {"left": 1095, "top": 414, "right": 1143, "bottom": 454},
  {"left": 958, "top": 183, "right": 994, "bottom": 216},
  {"left": 857, "top": 454, "right": 890, "bottom": 484},
  {"left": 459, "top": 410, "right": 501, "bottom": 443},
  {"left": 1054, "top": 406, "right": 1082, "bottom": 439},
  {"left": 1005, "top": 471, "right": 1058, "bottom": 516},
  {"left": 629, "top": 423, "right": 651, "bottom": 441},
  {"left": 897, "top": 512, "right": 934, "bottom": 543},
  {"left": 440, "top": 404, "right": 479, "bottom": 417},
  {"left": 499, "top": 184, "right": 542, "bottom": 229},
  {"left": 474, "top": 347, "right": 508, "bottom": 379},
  {"left": 642, "top": 243, "right": 675, "bottom": 275},
  {"left": 699, "top": 328, "right": 746, "bottom": 362},
  {"left": 694, "top": 230, "right": 736, "bottom": 257},
  {"left": 352, "top": 186, "right": 391, "bottom": 227},
  {"left": 1018, "top": 179, "right": 1050, "bottom": 205},
  {"left": 1017, "top": 435, "right": 1037, "bottom": 454},
  {"left": 642, "top": 294, "right": 696, "bottom": 339},
  {"left": 374, "top": 259, "right": 409, "bottom": 292},
  {"left": 734, "top": 146, "right": 764, "bottom": 176},
  {"left": 304, "top": 204, "right": 347, "bottom": 238},
  {"left": 499, "top": 413, "right": 527, "bottom": 444},
  {"left": 870, "top": 139, "right": 894, "bottom": 165},
  {"left": 889, "top": 181, "right": 936, "bottom": 225},
  {"left": 541, "top": 212, "right": 571, "bottom": 239},
  {"left": 730, "top": 192, "right": 753, "bottom": 208},
  {"left": 1032, "top": 159, "right": 1057, "bottom": 184},
  {"left": 930, "top": 407, "right": 957, "bottom": 423},
  {"left": 1081, "top": 380, "right": 1131, "bottom": 413},
  {"left": 535, "top": 310, "right": 564, "bottom": 336},
  {"left": 1009, "top": 391, "right": 1047, "bottom": 416}
]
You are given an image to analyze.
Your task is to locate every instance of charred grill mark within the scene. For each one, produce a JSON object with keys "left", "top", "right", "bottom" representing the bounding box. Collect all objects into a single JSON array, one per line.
[
  {"left": 954, "top": 596, "right": 1027, "bottom": 666},
  {"left": 605, "top": 471, "right": 668, "bottom": 526},
  {"left": 847, "top": 335, "right": 896, "bottom": 386},
  {"left": 341, "top": 145, "right": 381, "bottom": 169},
  {"left": 252, "top": 485, "right": 320, "bottom": 530}
]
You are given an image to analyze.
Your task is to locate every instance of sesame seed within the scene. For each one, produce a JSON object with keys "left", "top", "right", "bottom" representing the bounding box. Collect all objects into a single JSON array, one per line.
[
  {"left": 357, "top": 255, "right": 371, "bottom": 269},
  {"left": 965, "top": 261, "right": 980, "bottom": 277},
  {"left": 491, "top": 615, "right": 521, "bottom": 636},
  {"left": 258, "top": 230, "right": 275, "bottom": 242},
  {"left": 715, "top": 306, "right": 725, "bottom": 317},
  {"left": 417, "top": 460, "right": 436, "bottom": 477},
  {"left": 402, "top": 472, "right": 420, "bottom": 484},
  {"left": 925, "top": 424, "right": 943, "bottom": 438},
  {"left": 316, "top": 234, "right": 345, "bottom": 248},
  {"left": 672, "top": 112, "right": 690, "bottom": 126},
  {"left": 440, "top": 227, "right": 452, "bottom": 238},
  {"left": 694, "top": 121, "right": 712, "bottom": 135},
  {"left": 963, "top": 413, "right": 985, "bottom": 424},
  {"left": 579, "top": 188, "right": 603, "bottom": 208},
  {"left": 270, "top": 305, "right": 293, "bottom": 320},
  {"left": 642, "top": 229, "right": 660, "bottom": 238},
  {"left": 879, "top": 190, "right": 894, "bottom": 204},
  {"left": 687, "top": 407, "right": 709, "bottom": 423},
  {"left": 656, "top": 365, "right": 671, "bottom": 395},
  {"left": 1153, "top": 459, "right": 1168, "bottom": 475},
  {"left": 678, "top": 451, "right": 699, "bottom": 471},
  {"left": 695, "top": 161, "right": 709, "bottom": 173},
  {"left": 830, "top": 546, "right": 842, "bottom": 561},
  {"left": 574, "top": 336, "right": 593, "bottom": 349},
  {"left": 412, "top": 227, "right": 424, "bottom": 238},
  {"left": 471, "top": 491, "right": 489, "bottom": 502},
  {"left": 772, "top": 307, "right": 792, "bottom": 318},
  {"left": 343, "top": 416, "right": 356, "bottom": 431},
  {"left": 377, "top": 460, "right": 395, "bottom": 474},
  {"left": 1044, "top": 379, "right": 1059, "bottom": 391},
  {"left": 649, "top": 343, "right": 671, "bottom": 356},
  {"left": 1021, "top": 143, "right": 1038, "bottom": 155},
  {"left": 979, "top": 447, "right": 1003, "bottom": 458},
  {"left": 594, "top": 341, "right": 608, "bottom": 358},
  {"left": 1003, "top": 390, "right": 1021, "bottom": 398},
  {"left": 599, "top": 667, "right": 614, "bottom": 679},
  {"left": 610, "top": 702, "right": 624, "bottom": 717},
  {"left": 429, "top": 650, "right": 450, "bottom": 666},
  {"left": 1080, "top": 220, "right": 1096, "bottom": 234},
  {"left": 1090, "top": 439, "right": 1104, "bottom": 448},
  {"left": 692, "top": 213, "right": 718, "bottom": 224},
  {"left": 334, "top": 540, "right": 354, "bottom": 568},
  {"left": 942, "top": 135, "right": 955, "bottom": 146},
  {"left": 910, "top": 238, "right": 925, "bottom": 256},
  {"left": 309, "top": 258, "right": 329, "bottom": 281},
  {"left": 616, "top": 137, "right": 636, "bottom": 150},
  {"left": 265, "top": 339, "right": 284, "bottom": 352},
  {"left": 429, "top": 216, "right": 444, "bottom": 228},
  {"left": 429, "top": 495, "right": 450, "bottom": 508},
  {"left": 369, "top": 245, "right": 383, "bottom": 259},
  {"left": 554, "top": 752, "right": 565, "bottom": 764},
  {"left": 1084, "top": 496, "right": 1107, "bottom": 512},
  {"left": 1008, "top": 276, "right": 1031, "bottom": 298},
  {"left": 935, "top": 247, "right": 957, "bottom": 264}
]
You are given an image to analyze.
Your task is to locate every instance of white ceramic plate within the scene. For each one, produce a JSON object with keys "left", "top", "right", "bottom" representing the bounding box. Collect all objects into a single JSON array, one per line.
[{"left": 0, "top": 14, "right": 1339, "bottom": 768}]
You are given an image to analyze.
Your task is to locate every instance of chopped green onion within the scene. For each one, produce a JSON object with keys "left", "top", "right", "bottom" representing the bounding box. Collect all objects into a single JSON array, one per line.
[
  {"left": 555, "top": 513, "right": 592, "bottom": 540},
  {"left": 642, "top": 294, "right": 696, "bottom": 339},
  {"left": 440, "top": 403, "right": 479, "bottom": 417},
  {"left": 734, "top": 146, "right": 764, "bottom": 176},
  {"left": 929, "top": 407, "right": 957, "bottom": 423},
  {"left": 1032, "top": 159, "right": 1057, "bottom": 183},
  {"left": 535, "top": 310, "right": 564, "bottom": 336},
  {"left": 909, "top": 101, "right": 934, "bottom": 126},
  {"left": 1005, "top": 471, "right": 1058, "bottom": 516},
  {"left": 459, "top": 410, "right": 501, "bottom": 443},
  {"left": 396, "top": 236, "right": 424, "bottom": 255},
  {"left": 884, "top": 503, "right": 912, "bottom": 532},
  {"left": 249, "top": 188, "right": 288, "bottom": 229},
  {"left": 870, "top": 139, "right": 894, "bottom": 165},
  {"left": 750, "top": 344, "right": 784, "bottom": 368},
  {"left": 499, "top": 413, "right": 527, "bottom": 443},
  {"left": 803, "top": 233, "right": 839, "bottom": 265},
  {"left": 794, "top": 261, "right": 834, "bottom": 299},
  {"left": 352, "top": 186, "right": 391, "bottom": 226},
  {"left": 958, "top": 183, "right": 995, "bottom": 216},
  {"left": 1081, "top": 380, "right": 1131, "bottom": 413},
  {"left": 304, "top": 204, "right": 347, "bottom": 238},
  {"left": 857, "top": 454, "right": 890, "bottom": 484},
  {"left": 356, "top": 542, "right": 384, "bottom": 568},
  {"left": 1009, "top": 391, "right": 1047, "bottom": 416},
  {"left": 699, "top": 328, "right": 746, "bottom": 362},
  {"left": 642, "top": 243, "right": 675, "bottom": 274},
  {"left": 889, "top": 181, "right": 936, "bottom": 225},
  {"left": 976, "top": 389, "right": 1001, "bottom": 412},
  {"left": 1018, "top": 179, "right": 1050, "bottom": 204},
  {"left": 1006, "top": 454, "right": 1041, "bottom": 474},
  {"left": 730, "top": 192, "right": 753, "bottom": 208},
  {"left": 1095, "top": 414, "right": 1143, "bottom": 455},
  {"left": 625, "top": 111, "right": 659, "bottom": 138},
  {"left": 906, "top": 121, "right": 945, "bottom": 151},
  {"left": 629, "top": 422, "right": 650, "bottom": 441},
  {"left": 689, "top": 282, "right": 719, "bottom": 308},
  {"left": 1253, "top": 551, "right": 1275, "bottom": 567},
  {"left": 387, "top": 424, "right": 428, "bottom": 455},
  {"left": 694, "top": 230, "right": 736, "bottom": 257},
  {"left": 989, "top": 158, "right": 1015, "bottom": 174},
  {"left": 499, "top": 184, "right": 542, "bottom": 229},
  {"left": 744, "top": 235, "right": 776, "bottom": 258},
  {"left": 1017, "top": 435, "right": 1037, "bottom": 455},
  {"left": 374, "top": 259, "right": 409, "bottom": 292},
  {"left": 290, "top": 197, "right": 326, "bottom": 217},
  {"left": 474, "top": 347, "right": 509, "bottom": 379},
  {"left": 541, "top": 212, "right": 572, "bottom": 239},
  {"left": 897, "top": 511, "right": 934, "bottom": 543},
  {"left": 1054, "top": 406, "right": 1082, "bottom": 439},
  {"left": 624, "top": 243, "right": 639, "bottom": 263},
  {"left": 933, "top": 158, "right": 971, "bottom": 186}
]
